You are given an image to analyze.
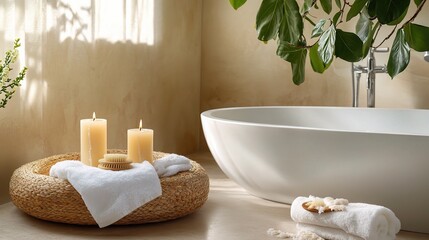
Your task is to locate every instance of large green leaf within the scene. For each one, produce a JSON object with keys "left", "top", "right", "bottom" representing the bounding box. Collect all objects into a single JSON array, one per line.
[
  {"left": 387, "top": 29, "right": 410, "bottom": 78},
  {"left": 291, "top": 49, "right": 307, "bottom": 85},
  {"left": 376, "top": 0, "right": 410, "bottom": 24},
  {"left": 256, "top": 0, "right": 284, "bottom": 41},
  {"left": 276, "top": 41, "right": 306, "bottom": 63},
  {"left": 357, "top": 8, "right": 375, "bottom": 57},
  {"left": 404, "top": 23, "right": 429, "bottom": 52},
  {"left": 387, "top": 6, "right": 408, "bottom": 25},
  {"left": 310, "top": 43, "right": 330, "bottom": 73},
  {"left": 311, "top": 19, "right": 327, "bottom": 38},
  {"left": 362, "top": 22, "right": 379, "bottom": 57},
  {"left": 229, "top": 0, "right": 247, "bottom": 10},
  {"left": 278, "top": 0, "right": 303, "bottom": 44},
  {"left": 335, "top": 29, "right": 363, "bottom": 62},
  {"left": 346, "top": 0, "right": 368, "bottom": 21},
  {"left": 276, "top": 40, "right": 307, "bottom": 85},
  {"left": 318, "top": 25, "right": 336, "bottom": 64},
  {"left": 320, "top": 0, "right": 332, "bottom": 14},
  {"left": 356, "top": 8, "right": 372, "bottom": 42}
]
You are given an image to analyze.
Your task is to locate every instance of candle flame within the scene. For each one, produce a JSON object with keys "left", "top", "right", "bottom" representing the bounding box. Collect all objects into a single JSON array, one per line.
[
  {"left": 139, "top": 119, "right": 143, "bottom": 131},
  {"left": 93, "top": 112, "right": 96, "bottom": 121}
]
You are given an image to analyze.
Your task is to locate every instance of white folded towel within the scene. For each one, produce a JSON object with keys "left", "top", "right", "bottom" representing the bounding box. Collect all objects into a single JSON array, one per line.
[
  {"left": 297, "top": 223, "right": 362, "bottom": 240},
  {"left": 49, "top": 160, "right": 162, "bottom": 228},
  {"left": 291, "top": 196, "right": 401, "bottom": 240},
  {"left": 153, "top": 154, "right": 192, "bottom": 177}
]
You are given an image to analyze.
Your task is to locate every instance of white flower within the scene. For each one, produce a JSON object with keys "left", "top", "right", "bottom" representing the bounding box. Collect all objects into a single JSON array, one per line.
[
  {"left": 329, "top": 204, "right": 346, "bottom": 212},
  {"left": 323, "top": 197, "right": 335, "bottom": 206},
  {"left": 334, "top": 198, "right": 349, "bottom": 206}
]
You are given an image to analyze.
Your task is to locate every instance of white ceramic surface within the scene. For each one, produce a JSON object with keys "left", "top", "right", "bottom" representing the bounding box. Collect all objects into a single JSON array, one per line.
[{"left": 201, "top": 106, "right": 429, "bottom": 233}]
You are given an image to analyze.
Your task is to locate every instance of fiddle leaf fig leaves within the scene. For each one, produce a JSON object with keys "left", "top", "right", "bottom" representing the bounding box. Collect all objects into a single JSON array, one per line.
[
  {"left": 279, "top": 0, "right": 303, "bottom": 44},
  {"left": 256, "top": 0, "right": 284, "bottom": 41},
  {"left": 404, "top": 23, "right": 429, "bottom": 52},
  {"left": 276, "top": 41, "right": 307, "bottom": 85},
  {"left": 228, "top": 0, "right": 428, "bottom": 84},
  {"left": 318, "top": 25, "right": 336, "bottom": 64},
  {"left": 387, "top": 29, "right": 410, "bottom": 78},
  {"left": 376, "top": 0, "right": 410, "bottom": 24},
  {"left": 276, "top": 41, "right": 305, "bottom": 63},
  {"left": 335, "top": 29, "right": 364, "bottom": 62},
  {"left": 291, "top": 59, "right": 306, "bottom": 85},
  {"left": 229, "top": 0, "right": 247, "bottom": 10}
]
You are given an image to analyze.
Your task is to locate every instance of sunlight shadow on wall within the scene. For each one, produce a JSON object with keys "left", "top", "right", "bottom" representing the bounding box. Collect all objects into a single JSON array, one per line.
[
  {"left": 51, "top": 0, "right": 155, "bottom": 45},
  {"left": 0, "top": 0, "right": 155, "bottom": 108}
]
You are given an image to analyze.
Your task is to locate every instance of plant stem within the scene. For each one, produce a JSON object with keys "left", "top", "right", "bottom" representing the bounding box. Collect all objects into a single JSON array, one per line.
[
  {"left": 374, "top": 25, "right": 397, "bottom": 48},
  {"left": 401, "top": 0, "right": 427, "bottom": 27},
  {"left": 372, "top": 22, "right": 382, "bottom": 42},
  {"left": 336, "top": 0, "right": 349, "bottom": 26},
  {"left": 304, "top": 16, "right": 316, "bottom": 26},
  {"left": 302, "top": 0, "right": 318, "bottom": 26}
]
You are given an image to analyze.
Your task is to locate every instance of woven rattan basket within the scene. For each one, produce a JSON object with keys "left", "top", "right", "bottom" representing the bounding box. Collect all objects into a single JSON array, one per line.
[{"left": 9, "top": 150, "right": 209, "bottom": 225}]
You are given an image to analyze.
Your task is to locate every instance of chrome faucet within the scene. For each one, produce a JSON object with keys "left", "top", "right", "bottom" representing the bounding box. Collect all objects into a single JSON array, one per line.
[{"left": 351, "top": 47, "right": 389, "bottom": 108}]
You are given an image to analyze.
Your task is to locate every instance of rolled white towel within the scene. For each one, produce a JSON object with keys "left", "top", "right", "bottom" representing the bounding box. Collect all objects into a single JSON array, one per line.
[
  {"left": 291, "top": 196, "right": 401, "bottom": 240},
  {"left": 153, "top": 154, "right": 192, "bottom": 177},
  {"left": 297, "top": 223, "right": 363, "bottom": 240},
  {"left": 50, "top": 160, "right": 162, "bottom": 228}
]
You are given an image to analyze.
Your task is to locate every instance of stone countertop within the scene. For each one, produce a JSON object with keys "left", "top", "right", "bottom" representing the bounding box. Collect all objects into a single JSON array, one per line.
[{"left": 0, "top": 152, "right": 427, "bottom": 240}]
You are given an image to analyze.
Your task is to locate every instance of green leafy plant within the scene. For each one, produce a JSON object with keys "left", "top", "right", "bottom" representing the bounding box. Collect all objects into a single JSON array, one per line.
[
  {"left": 229, "top": 0, "right": 429, "bottom": 85},
  {"left": 0, "top": 39, "right": 27, "bottom": 108}
]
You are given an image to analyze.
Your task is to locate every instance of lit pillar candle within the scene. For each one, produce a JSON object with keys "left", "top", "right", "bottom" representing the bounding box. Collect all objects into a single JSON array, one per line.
[
  {"left": 127, "top": 119, "right": 153, "bottom": 163},
  {"left": 80, "top": 112, "right": 107, "bottom": 166}
]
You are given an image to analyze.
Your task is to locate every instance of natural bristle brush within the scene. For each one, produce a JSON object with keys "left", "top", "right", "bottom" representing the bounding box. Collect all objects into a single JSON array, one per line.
[{"left": 98, "top": 153, "right": 132, "bottom": 171}]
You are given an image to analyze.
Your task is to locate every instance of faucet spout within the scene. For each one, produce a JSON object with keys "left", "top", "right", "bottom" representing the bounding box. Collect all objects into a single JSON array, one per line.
[
  {"left": 367, "top": 48, "right": 376, "bottom": 108},
  {"left": 351, "top": 63, "right": 361, "bottom": 107}
]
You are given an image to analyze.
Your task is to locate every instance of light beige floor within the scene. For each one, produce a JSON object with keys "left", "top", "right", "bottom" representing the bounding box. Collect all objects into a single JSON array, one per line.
[{"left": 0, "top": 152, "right": 428, "bottom": 239}]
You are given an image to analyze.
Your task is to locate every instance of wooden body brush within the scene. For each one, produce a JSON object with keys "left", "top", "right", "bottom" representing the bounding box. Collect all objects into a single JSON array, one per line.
[{"left": 98, "top": 154, "right": 132, "bottom": 171}]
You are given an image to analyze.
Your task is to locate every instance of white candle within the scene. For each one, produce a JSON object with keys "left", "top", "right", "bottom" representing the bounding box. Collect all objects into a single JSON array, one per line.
[
  {"left": 80, "top": 112, "right": 107, "bottom": 166},
  {"left": 127, "top": 119, "right": 153, "bottom": 163}
]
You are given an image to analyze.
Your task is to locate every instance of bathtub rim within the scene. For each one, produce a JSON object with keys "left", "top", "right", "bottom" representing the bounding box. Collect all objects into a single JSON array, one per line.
[{"left": 201, "top": 106, "right": 429, "bottom": 137}]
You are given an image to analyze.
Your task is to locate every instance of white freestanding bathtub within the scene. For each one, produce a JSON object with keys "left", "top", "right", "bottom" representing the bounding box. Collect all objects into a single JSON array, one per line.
[{"left": 201, "top": 106, "right": 429, "bottom": 233}]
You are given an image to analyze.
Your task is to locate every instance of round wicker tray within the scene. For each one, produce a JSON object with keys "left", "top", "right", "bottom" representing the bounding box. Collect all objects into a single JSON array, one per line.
[{"left": 9, "top": 150, "right": 209, "bottom": 225}]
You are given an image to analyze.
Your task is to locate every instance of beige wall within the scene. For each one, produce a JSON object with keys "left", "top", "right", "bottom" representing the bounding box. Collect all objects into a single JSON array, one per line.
[
  {"left": 201, "top": 0, "right": 429, "bottom": 110},
  {"left": 0, "top": 0, "right": 202, "bottom": 204}
]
